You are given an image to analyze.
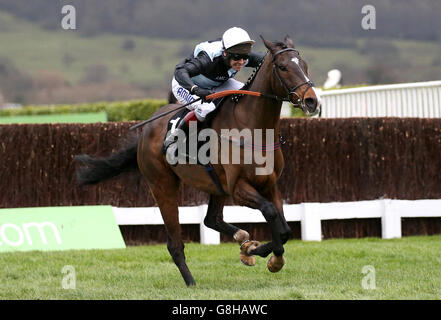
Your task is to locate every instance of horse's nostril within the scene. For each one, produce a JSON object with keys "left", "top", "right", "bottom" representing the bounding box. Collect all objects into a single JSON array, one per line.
[{"left": 304, "top": 97, "right": 317, "bottom": 111}]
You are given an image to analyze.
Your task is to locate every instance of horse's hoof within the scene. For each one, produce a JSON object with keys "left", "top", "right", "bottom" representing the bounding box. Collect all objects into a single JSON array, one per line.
[
  {"left": 267, "top": 255, "right": 285, "bottom": 273},
  {"left": 240, "top": 252, "right": 256, "bottom": 266},
  {"left": 233, "top": 230, "right": 250, "bottom": 244},
  {"left": 241, "top": 240, "right": 260, "bottom": 255},
  {"left": 239, "top": 240, "right": 259, "bottom": 267}
]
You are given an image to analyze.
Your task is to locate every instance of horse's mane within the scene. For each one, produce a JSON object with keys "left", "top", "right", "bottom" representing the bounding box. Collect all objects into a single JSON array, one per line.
[
  {"left": 206, "top": 42, "right": 284, "bottom": 123},
  {"left": 205, "top": 53, "right": 267, "bottom": 126},
  {"left": 229, "top": 51, "right": 269, "bottom": 105}
]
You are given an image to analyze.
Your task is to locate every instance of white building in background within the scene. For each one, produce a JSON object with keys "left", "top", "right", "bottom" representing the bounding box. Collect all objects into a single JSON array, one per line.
[{"left": 320, "top": 80, "right": 441, "bottom": 118}]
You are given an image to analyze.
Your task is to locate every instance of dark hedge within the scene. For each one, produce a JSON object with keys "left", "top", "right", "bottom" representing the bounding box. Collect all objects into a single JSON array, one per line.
[{"left": 1, "top": 118, "right": 440, "bottom": 242}]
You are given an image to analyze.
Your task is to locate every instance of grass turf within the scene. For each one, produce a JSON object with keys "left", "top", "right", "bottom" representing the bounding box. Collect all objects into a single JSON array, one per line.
[{"left": 1, "top": 236, "right": 440, "bottom": 300}]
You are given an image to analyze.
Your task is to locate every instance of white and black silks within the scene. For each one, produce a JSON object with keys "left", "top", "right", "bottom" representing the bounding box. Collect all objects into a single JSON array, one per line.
[
  {"left": 174, "top": 39, "right": 266, "bottom": 92},
  {"left": 171, "top": 39, "right": 265, "bottom": 122}
]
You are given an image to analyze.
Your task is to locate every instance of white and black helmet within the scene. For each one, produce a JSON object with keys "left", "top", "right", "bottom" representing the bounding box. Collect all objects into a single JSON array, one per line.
[{"left": 222, "top": 27, "right": 255, "bottom": 54}]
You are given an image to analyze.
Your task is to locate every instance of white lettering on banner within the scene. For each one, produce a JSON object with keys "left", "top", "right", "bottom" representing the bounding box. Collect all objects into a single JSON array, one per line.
[
  {"left": 23, "top": 222, "right": 62, "bottom": 245},
  {"left": 0, "top": 222, "right": 62, "bottom": 247},
  {"left": 0, "top": 223, "right": 25, "bottom": 246}
]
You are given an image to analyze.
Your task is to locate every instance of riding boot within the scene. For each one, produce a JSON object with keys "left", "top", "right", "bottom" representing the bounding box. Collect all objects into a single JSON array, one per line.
[{"left": 164, "top": 110, "right": 198, "bottom": 149}]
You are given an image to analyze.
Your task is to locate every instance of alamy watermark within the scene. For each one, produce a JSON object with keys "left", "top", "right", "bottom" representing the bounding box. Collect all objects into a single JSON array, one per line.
[
  {"left": 165, "top": 123, "right": 276, "bottom": 175},
  {"left": 61, "top": 5, "right": 76, "bottom": 30},
  {"left": 361, "top": 5, "right": 376, "bottom": 30},
  {"left": 61, "top": 265, "right": 76, "bottom": 289},
  {"left": 361, "top": 265, "right": 376, "bottom": 290},
  {"left": 60, "top": 4, "right": 375, "bottom": 32}
]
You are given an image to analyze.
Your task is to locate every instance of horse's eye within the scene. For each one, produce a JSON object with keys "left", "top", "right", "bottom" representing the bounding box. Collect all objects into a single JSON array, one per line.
[{"left": 278, "top": 65, "right": 287, "bottom": 72}]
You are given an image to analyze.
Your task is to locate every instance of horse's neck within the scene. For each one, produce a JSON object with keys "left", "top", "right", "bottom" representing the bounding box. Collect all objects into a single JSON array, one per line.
[{"left": 233, "top": 59, "right": 283, "bottom": 131}]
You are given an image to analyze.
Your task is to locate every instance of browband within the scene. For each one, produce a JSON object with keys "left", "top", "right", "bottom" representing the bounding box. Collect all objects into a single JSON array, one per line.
[{"left": 272, "top": 48, "right": 299, "bottom": 61}]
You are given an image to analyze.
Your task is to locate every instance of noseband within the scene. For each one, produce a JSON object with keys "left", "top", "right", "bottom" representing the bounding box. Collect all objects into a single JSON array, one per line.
[{"left": 272, "top": 48, "right": 314, "bottom": 109}]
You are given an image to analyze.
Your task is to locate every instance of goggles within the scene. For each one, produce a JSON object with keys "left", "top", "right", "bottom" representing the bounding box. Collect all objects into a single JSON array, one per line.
[{"left": 229, "top": 53, "right": 249, "bottom": 61}]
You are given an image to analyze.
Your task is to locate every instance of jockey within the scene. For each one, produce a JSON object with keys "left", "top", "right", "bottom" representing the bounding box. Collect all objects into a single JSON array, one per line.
[{"left": 165, "top": 27, "right": 265, "bottom": 146}]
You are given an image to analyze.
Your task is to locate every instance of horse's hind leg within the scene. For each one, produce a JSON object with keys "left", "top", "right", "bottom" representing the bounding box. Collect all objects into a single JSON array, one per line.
[
  {"left": 148, "top": 180, "right": 196, "bottom": 286},
  {"left": 203, "top": 195, "right": 237, "bottom": 235},
  {"left": 203, "top": 195, "right": 260, "bottom": 266}
]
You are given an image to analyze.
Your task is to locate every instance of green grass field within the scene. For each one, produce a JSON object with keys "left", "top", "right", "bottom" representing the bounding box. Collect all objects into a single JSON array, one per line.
[{"left": 1, "top": 236, "right": 440, "bottom": 300}]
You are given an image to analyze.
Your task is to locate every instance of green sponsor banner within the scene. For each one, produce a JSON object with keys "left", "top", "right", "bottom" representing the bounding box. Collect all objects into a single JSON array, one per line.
[{"left": 0, "top": 206, "right": 126, "bottom": 252}]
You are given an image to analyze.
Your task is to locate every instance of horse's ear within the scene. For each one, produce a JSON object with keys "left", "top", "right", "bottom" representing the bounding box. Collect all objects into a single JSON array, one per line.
[
  {"left": 284, "top": 35, "right": 295, "bottom": 48},
  {"left": 260, "top": 35, "right": 276, "bottom": 53}
]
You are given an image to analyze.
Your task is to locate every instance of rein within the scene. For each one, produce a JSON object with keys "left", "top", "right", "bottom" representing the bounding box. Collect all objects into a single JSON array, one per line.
[
  {"left": 233, "top": 48, "right": 314, "bottom": 108},
  {"left": 131, "top": 47, "right": 315, "bottom": 131},
  {"left": 224, "top": 48, "right": 316, "bottom": 151}
]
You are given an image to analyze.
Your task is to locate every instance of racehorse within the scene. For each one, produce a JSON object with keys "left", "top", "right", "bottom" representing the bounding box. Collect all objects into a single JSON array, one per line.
[{"left": 75, "top": 36, "right": 320, "bottom": 286}]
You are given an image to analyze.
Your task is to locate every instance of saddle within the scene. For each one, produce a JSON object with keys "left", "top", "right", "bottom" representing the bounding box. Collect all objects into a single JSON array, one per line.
[
  {"left": 161, "top": 101, "right": 227, "bottom": 195},
  {"left": 161, "top": 96, "right": 225, "bottom": 157},
  {"left": 161, "top": 107, "right": 191, "bottom": 154}
]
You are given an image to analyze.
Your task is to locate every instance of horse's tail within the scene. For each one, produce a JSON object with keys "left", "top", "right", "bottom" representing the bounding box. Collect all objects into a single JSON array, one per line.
[{"left": 75, "top": 136, "right": 139, "bottom": 185}]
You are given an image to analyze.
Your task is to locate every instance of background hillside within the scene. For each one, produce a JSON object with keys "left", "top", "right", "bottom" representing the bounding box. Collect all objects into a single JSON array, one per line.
[
  {"left": 2, "top": 0, "right": 441, "bottom": 43},
  {"left": 0, "top": 0, "right": 440, "bottom": 105}
]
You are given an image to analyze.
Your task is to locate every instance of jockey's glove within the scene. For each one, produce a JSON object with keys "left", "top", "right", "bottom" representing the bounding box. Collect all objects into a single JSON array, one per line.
[{"left": 193, "top": 87, "right": 214, "bottom": 101}]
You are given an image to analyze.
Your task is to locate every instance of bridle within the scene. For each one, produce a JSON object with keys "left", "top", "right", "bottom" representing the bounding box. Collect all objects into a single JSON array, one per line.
[{"left": 271, "top": 48, "right": 315, "bottom": 110}]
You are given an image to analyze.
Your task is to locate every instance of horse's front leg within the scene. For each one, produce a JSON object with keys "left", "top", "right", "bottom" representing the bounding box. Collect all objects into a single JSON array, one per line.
[
  {"left": 233, "top": 179, "right": 292, "bottom": 272},
  {"left": 261, "top": 186, "right": 292, "bottom": 272},
  {"left": 203, "top": 194, "right": 260, "bottom": 266}
]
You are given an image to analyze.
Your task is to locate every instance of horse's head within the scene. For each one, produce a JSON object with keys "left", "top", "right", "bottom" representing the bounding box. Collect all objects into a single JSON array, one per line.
[{"left": 261, "top": 35, "right": 321, "bottom": 116}]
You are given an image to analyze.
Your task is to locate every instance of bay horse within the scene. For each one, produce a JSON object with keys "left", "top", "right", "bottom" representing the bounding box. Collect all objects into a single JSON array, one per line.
[{"left": 75, "top": 36, "right": 320, "bottom": 286}]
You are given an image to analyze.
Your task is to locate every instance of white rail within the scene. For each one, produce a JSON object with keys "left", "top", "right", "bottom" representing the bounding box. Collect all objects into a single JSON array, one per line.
[
  {"left": 113, "top": 199, "right": 441, "bottom": 244},
  {"left": 318, "top": 80, "right": 441, "bottom": 118}
]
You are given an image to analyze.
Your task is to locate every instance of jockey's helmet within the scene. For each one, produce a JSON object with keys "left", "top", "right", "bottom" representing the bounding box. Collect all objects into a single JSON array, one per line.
[{"left": 222, "top": 27, "right": 255, "bottom": 55}]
